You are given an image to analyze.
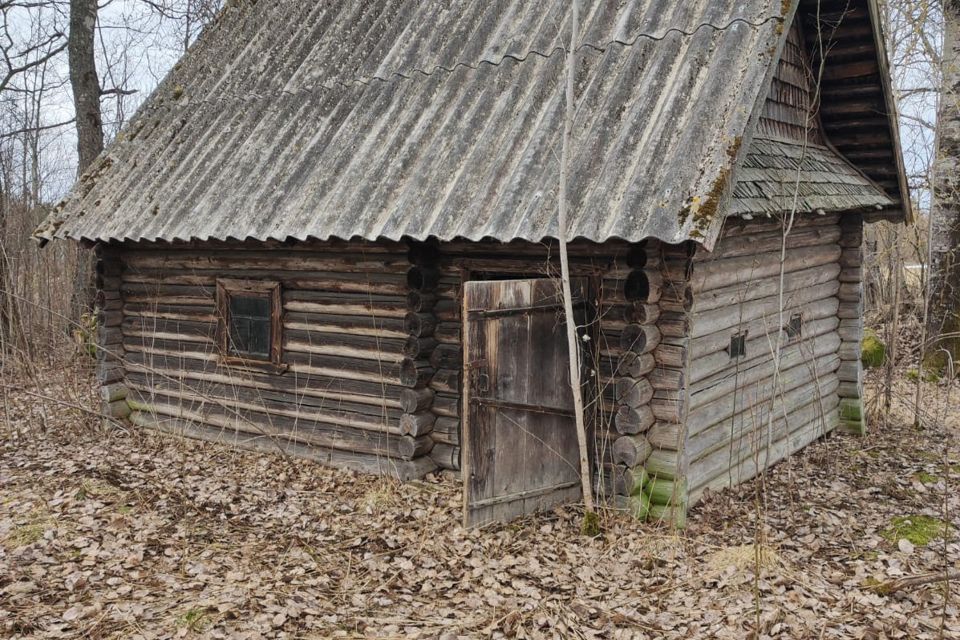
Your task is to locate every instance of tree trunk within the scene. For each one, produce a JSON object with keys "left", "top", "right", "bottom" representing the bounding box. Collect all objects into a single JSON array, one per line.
[
  {"left": 68, "top": 0, "right": 103, "bottom": 321},
  {"left": 926, "top": 0, "right": 960, "bottom": 373},
  {"left": 557, "top": 0, "right": 596, "bottom": 528},
  {"left": 69, "top": 0, "right": 103, "bottom": 174}
]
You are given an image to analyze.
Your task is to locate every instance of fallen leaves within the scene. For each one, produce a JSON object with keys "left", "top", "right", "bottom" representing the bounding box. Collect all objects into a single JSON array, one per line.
[{"left": 0, "top": 369, "right": 958, "bottom": 638}]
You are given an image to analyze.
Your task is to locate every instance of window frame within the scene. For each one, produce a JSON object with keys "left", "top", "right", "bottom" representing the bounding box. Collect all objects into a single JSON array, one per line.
[
  {"left": 728, "top": 332, "right": 747, "bottom": 359},
  {"left": 216, "top": 278, "right": 285, "bottom": 371}
]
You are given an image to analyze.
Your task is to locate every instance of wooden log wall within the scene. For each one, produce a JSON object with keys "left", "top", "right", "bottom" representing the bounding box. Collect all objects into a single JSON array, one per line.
[
  {"left": 95, "top": 244, "right": 129, "bottom": 420},
  {"left": 593, "top": 240, "right": 678, "bottom": 523},
  {"left": 837, "top": 214, "right": 866, "bottom": 434},
  {"left": 685, "top": 213, "right": 844, "bottom": 506},
  {"left": 114, "top": 240, "right": 438, "bottom": 481}
]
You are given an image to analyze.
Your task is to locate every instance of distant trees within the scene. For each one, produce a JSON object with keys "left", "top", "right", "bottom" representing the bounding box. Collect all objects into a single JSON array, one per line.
[{"left": 0, "top": 0, "right": 222, "bottom": 359}]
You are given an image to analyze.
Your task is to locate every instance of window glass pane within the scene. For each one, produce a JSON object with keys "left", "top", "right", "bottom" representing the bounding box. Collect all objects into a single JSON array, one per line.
[{"left": 228, "top": 294, "right": 272, "bottom": 359}]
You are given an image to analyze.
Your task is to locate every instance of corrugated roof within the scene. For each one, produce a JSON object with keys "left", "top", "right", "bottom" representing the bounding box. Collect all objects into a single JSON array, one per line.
[
  {"left": 730, "top": 137, "right": 893, "bottom": 217},
  {"left": 33, "top": 0, "right": 898, "bottom": 248}
]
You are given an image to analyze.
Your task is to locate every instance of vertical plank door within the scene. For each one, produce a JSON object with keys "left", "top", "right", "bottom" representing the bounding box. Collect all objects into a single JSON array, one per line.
[{"left": 462, "top": 278, "right": 589, "bottom": 527}]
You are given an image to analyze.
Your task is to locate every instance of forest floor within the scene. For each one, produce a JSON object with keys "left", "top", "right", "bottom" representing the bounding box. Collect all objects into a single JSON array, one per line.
[{"left": 1, "top": 367, "right": 959, "bottom": 639}]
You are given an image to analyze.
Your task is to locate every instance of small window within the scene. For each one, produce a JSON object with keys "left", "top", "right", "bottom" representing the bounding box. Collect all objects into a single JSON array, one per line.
[
  {"left": 785, "top": 313, "right": 803, "bottom": 340},
  {"left": 729, "top": 332, "right": 747, "bottom": 359},
  {"left": 217, "top": 279, "right": 283, "bottom": 368}
]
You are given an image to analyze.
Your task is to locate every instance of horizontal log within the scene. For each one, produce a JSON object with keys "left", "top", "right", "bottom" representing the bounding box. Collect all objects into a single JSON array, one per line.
[
  {"left": 838, "top": 282, "right": 862, "bottom": 301},
  {"left": 689, "top": 315, "right": 840, "bottom": 385},
  {"left": 647, "top": 421, "right": 683, "bottom": 450},
  {"left": 838, "top": 361, "right": 861, "bottom": 382},
  {"left": 403, "top": 335, "right": 437, "bottom": 359},
  {"left": 284, "top": 331, "right": 406, "bottom": 362},
  {"left": 430, "top": 443, "right": 460, "bottom": 470},
  {"left": 693, "top": 262, "right": 840, "bottom": 314},
  {"left": 431, "top": 417, "right": 460, "bottom": 446},
  {"left": 285, "top": 312, "right": 408, "bottom": 339},
  {"left": 129, "top": 412, "right": 437, "bottom": 481},
  {"left": 123, "top": 250, "right": 410, "bottom": 273},
  {"left": 404, "top": 312, "right": 437, "bottom": 338},
  {"left": 432, "top": 392, "right": 460, "bottom": 417},
  {"left": 690, "top": 295, "right": 839, "bottom": 360},
  {"left": 125, "top": 270, "right": 412, "bottom": 296},
  {"left": 614, "top": 377, "right": 654, "bottom": 409},
  {"left": 399, "top": 359, "right": 434, "bottom": 388},
  {"left": 612, "top": 464, "right": 649, "bottom": 497},
  {"left": 687, "top": 353, "right": 841, "bottom": 440},
  {"left": 127, "top": 391, "right": 433, "bottom": 460},
  {"left": 400, "top": 412, "right": 436, "bottom": 437},
  {"left": 687, "top": 376, "right": 840, "bottom": 465},
  {"left": 649, "top": 368, "right": 684, "bottom": 391},
  {"left": 657, "top": 312, "right": 690, "bottom": 339},
  {"left": 124, "top": 357, "right": 409, "bottom": 409},
  {"left": 646, "top": 477, "right": 688, "bottom": 507},
  {"left": 101, "top": 382, "right": 129, "bottom": 403},
  {"left": 651, "top": 397, "right": 684, "bottom": 423},
  {"left": 839, "top": 381, "right": 862, "bottom": 398},
  {"left": 406, "top": 290, "right": 437, "bottom": 313},
  {"left": 691, "top": 244, "right": 841, "bottom": 293},
  {"left": 407, "top": 265, "right": 440, "bottom": 292},
  {"left": 429, "top": 368, "right": 460, "bottom": 393},
  {"left": 612, "top": 435, "right": 653, "bottom": 467},
  {"left": 645, "top": 449, "right": 681, "bottom": 480},
  {"left": 619, "top": 324, "right": 661, "bottom": 354},
  {"left": 125, "top": 377, "right": 405, "bottom": 432},
  {"left": 435, "top": 322, "right": 461, "bottom": 344},
  {"left": 688, "top": 400, "right": 840, "bottom": 505},
  {"left": 400, "top": 387, "right": 434, "bottom": 413},
  {"left": 615, "top": 404, "right": 656, "bottom": 435},
  {"left": 283, "top": 292, "right": 407, "bottom": 318},
  {"left": 105, "top": 399, "right": 132, "bottom": 419},
  {"left": 692, "top": 281, "right": 840, "bottom": 344},
  {"left": 659, "top": 284, "right": 693, "bottom": 313},
  {"left": 597, "top": 352, "right": 656, "bottom": 379},
  {"left": 689, "top": 333, "right": 841, "bottom": 410},
  {"left": 123, "top": 303, "right": 216, "bottom": 323},
  {"left": 706, "top": 217, "right": 840, "bottom": 259},
  {"left": 429, "top": 344, "right": 462, "bottom": 370},
  {"left": 654, "top": 343, "right": 686, "bottom": 369}
]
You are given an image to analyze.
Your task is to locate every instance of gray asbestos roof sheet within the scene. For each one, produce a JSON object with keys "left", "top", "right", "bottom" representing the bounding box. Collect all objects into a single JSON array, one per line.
[{"left": 38, "top": 0, "right": 802, "bottom": 247}]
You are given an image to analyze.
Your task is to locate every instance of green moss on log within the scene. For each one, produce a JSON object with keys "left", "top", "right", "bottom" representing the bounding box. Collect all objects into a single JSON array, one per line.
[
  {"left": 626, "top": 493, "right": 651, "bottom": 520},
  {"left": 645, "top": 477, "right": 688, "bottom": 507},
  {"left": 861, "top": 330, "right": 886, "bottom": 369},
  {"left": 649, "top": 503, "right": 687, "bottom": 529}
]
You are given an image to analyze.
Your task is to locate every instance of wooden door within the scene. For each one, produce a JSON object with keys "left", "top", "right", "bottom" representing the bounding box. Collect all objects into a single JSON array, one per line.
[{"left": 462, "top": 278, "right": 589, "bottom": 527}]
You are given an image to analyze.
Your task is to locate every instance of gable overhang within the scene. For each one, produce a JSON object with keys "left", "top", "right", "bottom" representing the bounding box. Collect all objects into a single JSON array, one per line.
[{"left": 800, "top": 0, "right": 912, "bottom": 223}]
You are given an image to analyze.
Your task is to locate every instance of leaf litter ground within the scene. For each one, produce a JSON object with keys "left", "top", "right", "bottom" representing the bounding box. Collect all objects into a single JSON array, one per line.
[{"left": 1, "top": 370, "right": 959, "bottom": 639}]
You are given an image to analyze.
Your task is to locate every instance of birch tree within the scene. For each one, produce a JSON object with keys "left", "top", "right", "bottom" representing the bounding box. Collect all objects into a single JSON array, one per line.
[{"left": 927, "top": 0, "right": 960, "bottom": 372}]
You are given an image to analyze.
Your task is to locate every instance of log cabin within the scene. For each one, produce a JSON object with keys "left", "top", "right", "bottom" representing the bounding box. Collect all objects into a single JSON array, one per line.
[{"left": 35, "top": 0, "right": 910, "bottom": 527}]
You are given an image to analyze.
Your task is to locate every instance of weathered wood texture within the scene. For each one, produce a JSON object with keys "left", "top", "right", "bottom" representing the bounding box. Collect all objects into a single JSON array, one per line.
[
  {"left": 116, "top": 240, "right": 439, "bottom": 475},
  {"left": 462, "top": 278, "right": 586, "bottom": 527},
  {"left": 95, "top": 245, "right": 126, "bottom": 412},
  {"left": 757, "top": 16, "right": 824, "bottom": 144},
  {"left": 836, "top": 215, "right": 866, "bottom": 434},
  {"left": 685, "top": 214, "right": 844, "bottom": 504},
  {"left": 593, "top": 241, "right": 663, "bottom": 509}
]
